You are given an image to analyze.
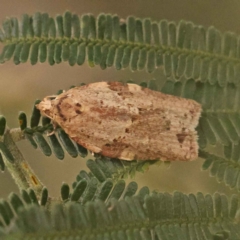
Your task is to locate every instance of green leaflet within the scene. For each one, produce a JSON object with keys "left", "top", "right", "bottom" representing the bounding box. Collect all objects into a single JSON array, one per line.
[
  {"left": 57, "top": 128, "right": 78, "bottom": 158},
  {"left": 70, "top": 179, "right": 88, "bottom": 201},
  {"left": 61, "top": 183, "right": 70, "bottom": 201},
  {"left": 200, "top": 150, "right": 240, "bottom": 191},
  {"left": 0, "top": 116, "right": 6, "bottom": 136}
]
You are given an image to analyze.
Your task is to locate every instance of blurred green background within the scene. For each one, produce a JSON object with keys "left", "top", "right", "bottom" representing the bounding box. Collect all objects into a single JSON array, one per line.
[{"left": 0, "top": 0, "right": 239, "bottom": 199}]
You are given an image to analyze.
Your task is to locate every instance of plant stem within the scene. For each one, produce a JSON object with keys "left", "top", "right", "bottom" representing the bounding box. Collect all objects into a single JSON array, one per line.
[{"left": 2, "top": 128, "right": 44, "bottom": 198}]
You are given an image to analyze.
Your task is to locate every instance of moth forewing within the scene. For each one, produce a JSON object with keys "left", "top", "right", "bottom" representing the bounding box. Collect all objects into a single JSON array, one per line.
[{"left": 37, "top": 82, "right": 201, "bottom": 161}]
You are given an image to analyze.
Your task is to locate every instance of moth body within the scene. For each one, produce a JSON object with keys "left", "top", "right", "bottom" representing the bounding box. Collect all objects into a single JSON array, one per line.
[{"left": 37, "top": 82, "right": 201, "bottom": 161}]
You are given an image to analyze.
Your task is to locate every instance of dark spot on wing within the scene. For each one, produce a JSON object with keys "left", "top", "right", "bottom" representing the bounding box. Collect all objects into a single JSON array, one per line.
[
  {"left": 176, "top": 133, "right": 187, "bottom": 144},
  {"left": 75, "top": 109, "right": 82, "bottom": 114},
  {"left": 165, "top": 120, "right": 171, "bottom": 130},
  {"left": 75, "top": 103, "right": 81, "bottom": 107},
  {"left": 108, "top": 81, "right": 128, "bottom": 92},
  {"left": 131, "top": 116, "right": 138, "bottom": 122},
  {"left": 56, "top": 104, "right": 67, "bottom": 121},
  {"left": 56, "top": 96, "right": 68, "bottom": 121},
  {"left": 101, "top": 141, "right": 130, "bottom": 159}
]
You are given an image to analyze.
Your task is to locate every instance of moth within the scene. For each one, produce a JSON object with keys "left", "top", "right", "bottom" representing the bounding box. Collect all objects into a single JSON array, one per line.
[{"left": 36, "top": 82, "right": 202, "bottom": 161}]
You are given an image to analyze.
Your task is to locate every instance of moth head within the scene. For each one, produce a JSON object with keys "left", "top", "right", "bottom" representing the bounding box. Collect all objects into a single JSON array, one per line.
[
  {"left": 36, "top": 97, "right": 55, "bottom": 119},
  {"left": 55, "top": 95, "right": 84, "bottom": 119}
]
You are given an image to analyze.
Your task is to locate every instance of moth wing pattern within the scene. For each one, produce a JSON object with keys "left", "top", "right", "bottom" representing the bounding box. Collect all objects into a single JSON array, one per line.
[{"left": 37, "top": 81, "right": 202, "bottom": 161}]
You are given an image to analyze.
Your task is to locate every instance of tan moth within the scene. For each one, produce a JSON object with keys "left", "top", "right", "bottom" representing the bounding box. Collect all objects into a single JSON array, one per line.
[{"left": 36, "top": 82, "right": 201, "bottom": 161}]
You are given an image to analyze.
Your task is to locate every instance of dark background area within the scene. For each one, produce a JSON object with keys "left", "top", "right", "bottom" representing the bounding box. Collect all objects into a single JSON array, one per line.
[{"left": 0, "top": 0, "right": 239, "bottom": 199}]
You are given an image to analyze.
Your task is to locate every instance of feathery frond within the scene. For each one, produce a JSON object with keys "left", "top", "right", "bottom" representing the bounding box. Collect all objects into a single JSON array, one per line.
[
  {"left": 65, "top": 176, "right": 144, "bottom": 204},
  {"left": 0, "top": 12, "right": 240, "bottom": 86},
  {"left": 0, "top": 191, "right": 239, "bottom": 240},
  {"left": 200, "top": 149, "right": 240, "bottom": 191}
]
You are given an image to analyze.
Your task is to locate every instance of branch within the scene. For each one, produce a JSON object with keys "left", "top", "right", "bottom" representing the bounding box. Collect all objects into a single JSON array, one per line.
[{"left": 1, "top": 128, "right": 44, "bottom": 198}]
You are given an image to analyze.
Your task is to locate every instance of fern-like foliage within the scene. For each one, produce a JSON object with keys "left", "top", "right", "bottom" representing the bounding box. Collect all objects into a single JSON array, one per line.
[
  {"left": 0, "top": 189, "right": 239, "bottom": 240},
  {"left": 200, "top": 150, "right": 240, "bottom": 191},
  {"left": 0, "top": 160, "right": 149, "bottom": 233},
  {"left": 69, "top": 161, "right": 154, "bottom": 204},
  {"left": 0, "top": 155, "right": 239, "bottom": 239},
  {"left": 0, "top": 12, "right": 240, "bottom": 86}
]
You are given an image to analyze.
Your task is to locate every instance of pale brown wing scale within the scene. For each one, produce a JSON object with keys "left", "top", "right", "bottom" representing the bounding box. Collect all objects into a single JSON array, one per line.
[{"left": 36, "top": 82, "right": 201, "bottom": 161}]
